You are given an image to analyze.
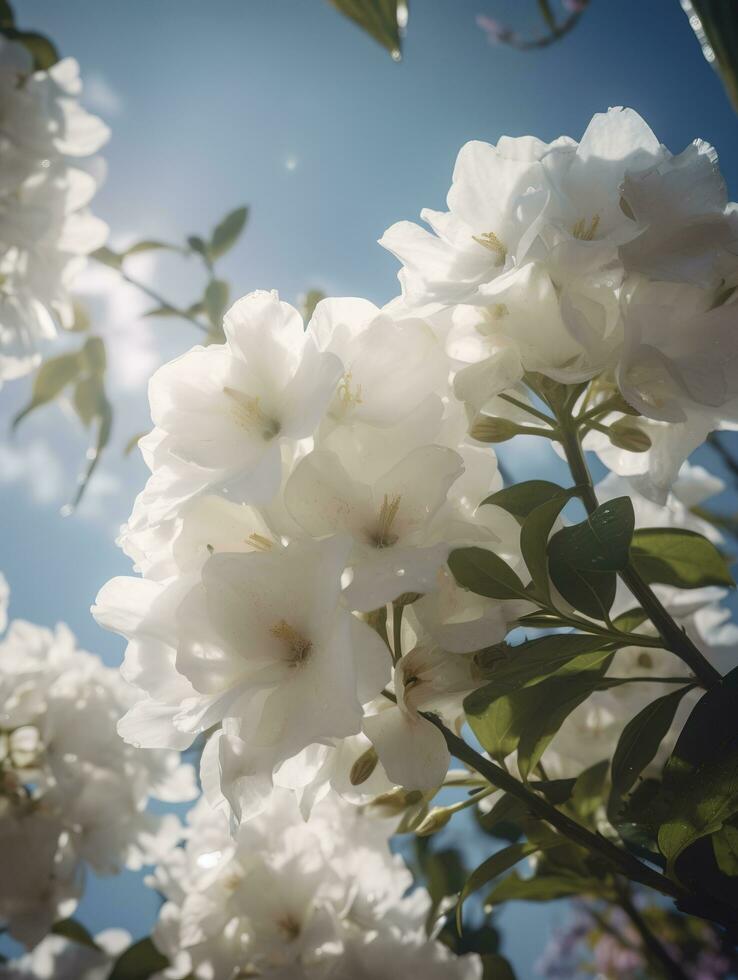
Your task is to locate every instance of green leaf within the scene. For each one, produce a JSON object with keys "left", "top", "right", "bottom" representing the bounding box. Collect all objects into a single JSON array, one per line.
[
  {"left": 630, "top": 528, "right": 735, "bottom": 590},
  {"left": 481, "top": 480, "right": 565, "bottom": 521},
  {"left": 610, "top": 685, "right": 695, "bottom": 801},
  {"left": 464, "top": 633, "right": 614, "bottom": 713},
  {"left": 571, "top": 760, "right": 610, "bottom": 821},
  {"left": 70, "top": 377, "right": 113, "bottom": 510},
  {"left": 612, "top": 607, "right": 648, "bottom": 632},
  {"left": 8, "top": 29, "right": 59, "bottom": 68},
  {"left": 209, "top": 206, "right": 248, "bottom": 259},
  {"left": 475, "top": 793, "right": 526, "bottom": 841},
  {"left": 456, "top": 842, "right": 539, "bottom": 933},
  {"left": 124, "top": 239, "right": 180, "bottom": 256},
  {"left": 713, "top": 823, "right": 738, "bottom": 876},
  {"left": 0, "top": 1, "right": 15, "bottom": 29},
  {"left": 685, "top": 1, "right": 738, "bottom": 113},
  {"left": 204, "top": 279, "right": 230, "bottom": 330},
  {"left": 142, "top": 305, "right": 179, "bottom": 318},
  {"left": 186, "top": 234, "right": 209, "bottom": 257},
  {"left": 12, "top": 352, "right": 81, "bottom": 429},
  {"left": 73, "top": 376, "right": 100, "bottom": 426},
  {"left": 448, "top": 547, "right": 526, "bottom": 600},
  {"left": 550, "top": 497, "right": 635, "bottom": 573},
  {"left": 51, "top": 918, "right": 99, "bottom": 950},
  {"left": 485, "top": 870, "right": 600, "bottom": 905},
  {"left": 91, "top": 246, "right": 123, "bottom": 269},
  {"left": 124, "top": 432, "right": 146, "bottom": 456},
  {"left": 519, "top": 489, "right": 576, "bottom": 599},
  {"left": 657, "top": 676, "right": 738, "bottom": 875},
  {"left": 467, "top": 660, "right": 613, "bottom": 776},
  {"left": 481, "top": 954, "right": 517, "bottom": 980},
  {"left": 327, "top": 0, "right": 406, "bottom": 58},
  {"left": 301, "top": 288, "right": 326, "bottom": 323},
  {"left": 108, "top": 938, "right": 168, "bottom": 980}
]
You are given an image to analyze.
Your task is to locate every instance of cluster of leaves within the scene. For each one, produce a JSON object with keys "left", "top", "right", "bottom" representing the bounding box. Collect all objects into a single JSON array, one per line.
[{"left": 445, "top": 464, "right": 738, "bottom": 934}]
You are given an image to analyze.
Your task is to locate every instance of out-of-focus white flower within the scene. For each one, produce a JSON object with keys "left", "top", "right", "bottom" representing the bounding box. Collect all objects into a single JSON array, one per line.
[
  {"left": 0, "top": 579, "right": 196, "bottom": 946},
  {"left": 147, "top": 789, "right": 479, "bottom": 980},
  {"left": 0, "top": 41, "right": 109, "bottom": 382},
  {"left": 0, "top": 929, "right": 129, "bottom": 979}
]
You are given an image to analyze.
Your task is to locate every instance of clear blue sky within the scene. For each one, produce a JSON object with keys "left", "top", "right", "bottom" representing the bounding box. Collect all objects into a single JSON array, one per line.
[{"left": 2, "top": 0, "right": 737, "bottom": 973}]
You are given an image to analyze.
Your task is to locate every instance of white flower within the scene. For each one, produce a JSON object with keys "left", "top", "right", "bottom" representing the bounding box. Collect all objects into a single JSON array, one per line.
[
  {"left": 364, "top": 643, "right": 479, "bottom": 791},
  {"left": 284, "top": 445, "right": 465, "bottom": 610},
  {"left": 147, "top": 789, "right": 476, "bottom": 980},
  {"left": 0, "top": 42, "right": 109, "bottom": 382},
  {"left": 0, "top": 578, "right": 196, "bottom": 946},
  {"left": 147, "top": 290, "right": 343, "bottom": 505}
]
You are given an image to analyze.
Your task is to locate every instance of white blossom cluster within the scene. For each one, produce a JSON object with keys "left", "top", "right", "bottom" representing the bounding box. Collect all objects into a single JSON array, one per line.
[
  {"left": 0, "top": 39, "right": 109, "bottom": 382},
  {"left": 92, "top": 108, "right": 738, "bottom": 837},
  {"left": 147, "top": 789, "right": 481, "bottom": 979},
  {"left": 0, "top": 581, "right": 196, "bottom": 947},
  {"left": 0, "top": 929, "right": 129, "bottom": 980},
  {"left": 383, "top": 107, "right": 738, "bottom": 501}
]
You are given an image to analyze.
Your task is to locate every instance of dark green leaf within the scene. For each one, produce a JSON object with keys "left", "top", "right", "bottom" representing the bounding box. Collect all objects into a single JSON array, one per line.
[
  {"left": 571, "top": 760, "right": 609, "bottom": 821},
  {"left": 519, "top": 489, "right": 576, "bottom": 599},
  {"left": 9, "top": 29, "right": 58, "bottom": 68},
  {"left": 550, "top": 497, "right": 635, "bottom": 573},
  {"left": 108, "top": 938, "right": 168, "bottom": 980},
  {"left": 186, "top": 235, "right": 209, "bottom": 257},
  {"left": 481, "top": 953, "right": 517, "bottom": 980},
  {"left": 657, "top": 677, "right": 738, "bottom": 874},
  {"left": 0, "top": 1, "right": 15, "bottom": 29},
  {"left": 209, "top": 206, "right": 248, "bottom": 259},
  {"left": 610, "top": 685, "right": 695, "bottom": 801},
  {"left": 481, "top": 480, "right": 565, "bottom": 521},
  {"left": 713, "top": 823, "right": 738, "bottom": 876},
  {"left": 448, "top": 547, "right": 526, "bottom": 601},
  {"left": 12, "top": 352, "right": 81, "bottom": 429},
  {"left": 204, "top": 279, "right": 230, "bottom": 330},
  {"left": 630, "top": 528, "right": 735, "bottom": 589},
  {"left": 327, "top": 0, "right": 406, "bottom": 58},
  {"left": 456, "top": 842, "right": 539, "bottom": 932},
  {"left": 475, "top": 792, "right": 526, "bottom": 841},
  {"left": 537, "top": 0, "right": 557, "bottom": 30},
  {"left": 142, "top": 305, "right": 179, "bottom": 318},
  {"left": 51, "top": 918, "right": 99, "bottom": 950},
  {"left": 685, "top": 1, "right": 738, "bottom": 113}
]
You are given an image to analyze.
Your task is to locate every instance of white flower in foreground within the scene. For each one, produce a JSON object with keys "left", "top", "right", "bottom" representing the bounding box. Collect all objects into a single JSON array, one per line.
[
  {"left": 148, "top": 789, "right": 478, "bottom": 980},
  {"left": 94, "top": 536, "right": 390, "bottom": 821},
  {"left": 0, "top": 581, "right": 196, "bottom": 946},
  {"left": 147, "top": 290, "right": 343, "bottom": 505},
  {"left": 0, "top": 41, "right": 109, "bottom": 382},
  {"left": 284, "top": 445, "right": 465, "bottom": 610}
]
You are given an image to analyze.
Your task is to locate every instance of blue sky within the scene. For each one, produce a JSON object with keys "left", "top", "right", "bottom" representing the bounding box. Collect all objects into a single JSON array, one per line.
[{"left": 2, "top": 0, "right": 738, "bottom": 973}]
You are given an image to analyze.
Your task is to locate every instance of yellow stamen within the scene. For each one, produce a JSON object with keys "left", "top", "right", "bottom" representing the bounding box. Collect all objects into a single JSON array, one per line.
[
  {"left": 223, "top": 387, "right": 281, "bottom": 441},
  {"left": 270, "top": 620, "right": 312, "bottom": 666},
  {"left": 472, "top": 231, "right": 507, "bottom": 266},
  {"left": 491, "top": 303, "right": 509, "bottom": 320},
  {"left": 572, "top": 214, "right": 601, "bottom": 241},
  {"left": 336, "top": 371, "right": 363, "bottom": 413},
  {"left": 276, "top": 914, "right": 301, "bottom": 941},
  {"left": 371, "top": 493, "right": 402, "bottom": 548},
  {"left": 247, "top": 533, "right": 273, "bottom": 552}
]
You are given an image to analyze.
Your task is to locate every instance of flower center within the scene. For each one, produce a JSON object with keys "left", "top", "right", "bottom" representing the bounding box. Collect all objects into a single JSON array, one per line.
[
  {"left": 270, "top": 620, "right": 312, "bottom": 666},
  {"left": 370, "top": 493, "right": 402, "bottom": 549},
  {"left": 335, "top": 371, "right": 364, "bottom": 415},
  {"left": 223, "top": 387, "right": 281, "bottom": 441},
  {"left": 276, "top": 913, "right": 302, "bottom": 941},
  {"left": 571, "top": 214, "right": 601, "bottom": 241},
  {"left": 472, "top": 231, "right": 507, "bottom": 266}
]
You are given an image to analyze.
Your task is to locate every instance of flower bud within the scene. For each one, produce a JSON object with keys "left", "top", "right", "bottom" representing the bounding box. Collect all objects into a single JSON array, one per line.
[
  {"left": 470, "top": 416, "right": 524, "bottom": 443},
  {"left": 608, "top": 419, "right": 651, "bottom": 453},
  {"left": 349, "top": 746, "right": 379, "bottom": 786},
  {"left": 414, "top": 806, "right": 453, "bottom": 837}
]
